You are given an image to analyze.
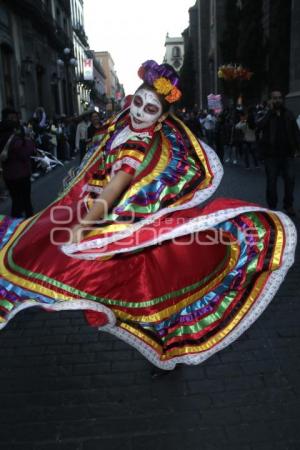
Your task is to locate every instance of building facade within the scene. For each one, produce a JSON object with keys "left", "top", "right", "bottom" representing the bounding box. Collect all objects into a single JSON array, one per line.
[
  {"left": 84, "top": 49, "right": 106, "bottom": 114},
  {"left": 181, "top": 0, "right": 225, "bottom": 110},
  {"left": 70, "top": 0, "right": 90, "bottom": 114},
  {"left": 261, "top": 0, "right": 291, "bottom": 99},
  {"left": 181, "top": 0, "right": 296, "bottom": 110},
  {"left": 163, "top": 34, "right": 184, "bottom": 71},
  {"left": 0, "top": 0, "right": 76, "bottom": 121},
  {"left": 94, "top": 51, "right": 122, "bottom": 113},
  {"left": 285, "top": 0, "right": 300, "bottom": 114}
]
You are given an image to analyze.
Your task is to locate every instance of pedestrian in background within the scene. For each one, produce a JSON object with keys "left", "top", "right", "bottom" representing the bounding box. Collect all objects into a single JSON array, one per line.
[
  {"left": 87, "top": 111, "right": 102, "bottom": 140},
  {"left": 1, "top": 121, "right": 36, "bottom": 218},
  {"left": 56, "top": 116, "right": 70, "bottom": 161},
  {"left": 256, "top": 90, "right": 300, "bottom": 216},
  {"left": 236, "top": 108, "right": 259, "bottom": 169},
  {"left": 202, "top": 109, "right": 216, "bottom": 147},
  {"left": 64, "top": 116, "right": 77, "bottom": 158},
  {"left": 215, "top": 109, "right": 231, "bottom": 164},
  {"left": 0, "top": 108, "right": 19, "bottom": 201},
  {"left": 75, "top": 114, "right": 90, "bottom": 162}
]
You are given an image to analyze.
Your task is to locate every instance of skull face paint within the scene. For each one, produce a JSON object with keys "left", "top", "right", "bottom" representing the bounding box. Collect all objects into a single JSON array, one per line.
[{"left": 129, "top": 88, "right": 163, "bottom": 130}]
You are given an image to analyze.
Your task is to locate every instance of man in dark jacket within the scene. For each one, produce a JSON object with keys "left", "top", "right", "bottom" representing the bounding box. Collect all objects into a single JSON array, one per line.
[{"left": 256, "top": 90, "right": 300, "bottom": 216}]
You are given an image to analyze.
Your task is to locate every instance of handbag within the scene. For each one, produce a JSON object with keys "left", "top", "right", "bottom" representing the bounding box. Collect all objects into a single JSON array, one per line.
[{"left": 0, "top": 133, "right": 15, "bottom": 163}]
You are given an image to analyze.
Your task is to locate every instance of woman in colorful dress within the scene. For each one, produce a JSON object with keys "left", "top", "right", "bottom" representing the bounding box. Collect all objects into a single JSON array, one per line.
[{"left": 0, "top": 61, "right": 297, "bottom": 370}]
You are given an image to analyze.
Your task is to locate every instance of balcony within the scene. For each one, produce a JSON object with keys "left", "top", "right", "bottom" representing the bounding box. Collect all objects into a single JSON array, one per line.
[
  {"left": 73, "top": 22, "right": 89, "bottom": 47},
  {"left": 57, "top": 0, "right": 71, "bottom": 14},
  {"left": 9, "top": 0, "right": 73, "bottom": 50}
]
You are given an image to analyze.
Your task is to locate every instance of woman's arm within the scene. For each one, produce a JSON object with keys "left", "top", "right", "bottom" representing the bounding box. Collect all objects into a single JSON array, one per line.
[{"left": 70, "top": 170, "right": 133, "bottom": 244}]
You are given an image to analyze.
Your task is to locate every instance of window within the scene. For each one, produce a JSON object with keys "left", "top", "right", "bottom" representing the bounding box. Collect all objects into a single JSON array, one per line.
[
  {"left": 210, "top": 0, "right": 216, "bottom": 26},
  {"left": 56, "top": 7, "right": 61, "bottom": 26},
  {"left": 172, "top": 46, "right": 181, "bottom": 58},
  {"left": 1, "top": 44, "right": 14, "bottom": 107}
]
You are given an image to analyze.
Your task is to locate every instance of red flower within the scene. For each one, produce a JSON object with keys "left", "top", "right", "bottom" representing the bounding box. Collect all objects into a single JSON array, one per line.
[{"left": 138, "top": 66, "right": 146, "bottom": 80}]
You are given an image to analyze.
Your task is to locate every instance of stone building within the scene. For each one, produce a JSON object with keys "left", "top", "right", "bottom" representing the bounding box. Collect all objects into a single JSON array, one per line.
[
  {"left": 181, "top": 0, "right": 297, "bottom": 111},
  {"left": 70, "top": 0, "right": 90, "bottom": 114},
  {"left": 181, "top": 0, "right": 225, "bottom": 110},
  {"left": 163, "top": 34, "right": 184, "bottom": 72},
  {"left": 286, "top": 0, "right": 300, "bottom": 114},
  {"left": 94, "top": 51, "right": 121, "bottom": 113},
  {"left": 262, "top": 0, "right": 291, "bottom": 99},
  {"left": 84, "top": 49, "right": 106, "bottom": 114},
  {"left": 0, "top": 0, "right": 76, "bottom": 121}
]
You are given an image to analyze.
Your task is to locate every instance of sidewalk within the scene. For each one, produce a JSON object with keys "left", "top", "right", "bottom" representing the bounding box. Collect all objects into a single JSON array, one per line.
[{"left": 0, "top": 160, "right": 299, "bottom": 450}]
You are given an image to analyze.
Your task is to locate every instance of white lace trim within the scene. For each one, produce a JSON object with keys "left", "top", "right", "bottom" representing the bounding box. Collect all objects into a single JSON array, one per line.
[
  {"left": 0, "top": 299, "right": 116, "bottom": 331},
  {"left": 111, "top": 157, "right": 141, "bottom": 178},
  {"left": 82, "top": 185, "right": 104, "bottom": 195},
  {"left": 110, "top": 125, "right": 152, "bottom": 150},
  {"left": 99, "top": 212, "right": 297, "bottom": 369},
  {"left": 0, "top": 214, "right": 296, "bottom": 369}
]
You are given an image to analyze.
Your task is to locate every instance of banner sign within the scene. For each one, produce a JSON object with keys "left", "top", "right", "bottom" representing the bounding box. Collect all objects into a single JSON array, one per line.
[
  {"left": 83, "top": 59, "right": 93, "bottom": 81},
  {"left": 207, "top": 94, "right": 222, "bottom": 113}
]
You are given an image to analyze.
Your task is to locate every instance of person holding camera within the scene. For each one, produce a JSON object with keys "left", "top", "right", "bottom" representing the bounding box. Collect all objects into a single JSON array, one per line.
[{"left": 256, "top": 90, "right": 300, "bottom": 216}]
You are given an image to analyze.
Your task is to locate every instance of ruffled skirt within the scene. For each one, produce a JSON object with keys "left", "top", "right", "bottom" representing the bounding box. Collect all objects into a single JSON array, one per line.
[{"left": 0, "top": 197, "right": 296, "bottom": 369}]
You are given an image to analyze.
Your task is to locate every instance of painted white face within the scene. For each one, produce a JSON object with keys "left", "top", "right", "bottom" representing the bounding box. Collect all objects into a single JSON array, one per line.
[{"left": 129, "top": 88, "right": 163, "bottom": 130}]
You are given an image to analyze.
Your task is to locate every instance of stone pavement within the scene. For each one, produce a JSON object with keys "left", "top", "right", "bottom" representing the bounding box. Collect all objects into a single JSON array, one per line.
[{"left": 0, "top": 159, "right": 300, "bottom": 450}]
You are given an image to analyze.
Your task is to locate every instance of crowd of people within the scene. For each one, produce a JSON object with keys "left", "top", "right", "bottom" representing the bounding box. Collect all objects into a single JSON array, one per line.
[
  {"left": 0, "top": 107, "right": 105, "bottom": 217},
  {"left": 1, "top": 88, "right": 300, "bottom": 219},
  {"left": 178, "top": 90, "right": 300, "bottom": 216}
]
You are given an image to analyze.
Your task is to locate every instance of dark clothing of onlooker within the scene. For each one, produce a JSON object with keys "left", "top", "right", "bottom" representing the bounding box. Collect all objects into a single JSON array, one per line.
[
  {"left": 2, "top": 137, "right": 36, "bottom": 180},
  {"left": 0, "top": 118, "right": 18, "bottom": 201},
  {"left": 273, "top": 115, "right": 288, "bottom": 156},
  {"left": 186, "top": 115, "right": 201, "bottom": 138},
  {"left": 87, "top": 124, "right": 101, "bottom": 140},
  {"left": 257, "top": 108, "right": 299, "bottom": 158},
  {"left": 5, "top": 177, "right": 33, "bottom": 217},
  {"left": 243, "top": 141, "right": 259, "bottom": 168},
  {"left": 2, "top": 136, "right": 36, "bottom": 218},
  {"left": 264, "top": 157, "right": 295, "bottom": 210},
  {"left": 257, "top": 107, "right": 300, "bottom": 211},
  {"left": 214, "top": 118, "right": 227, "bottom": 163},
  {"left": 0, "top": 120, "right": 15, "bottom": 153}
]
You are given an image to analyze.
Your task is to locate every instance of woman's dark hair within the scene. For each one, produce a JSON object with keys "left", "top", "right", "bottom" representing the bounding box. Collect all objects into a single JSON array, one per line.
[
  {"left": 135, "top": 82, "right": 171, "bottom": 114},
  {"left": 89, "top": 111, "right": 101, "bottom": 120}
]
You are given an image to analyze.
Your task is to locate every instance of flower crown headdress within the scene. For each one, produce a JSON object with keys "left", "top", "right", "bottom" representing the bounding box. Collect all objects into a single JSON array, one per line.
[{"left": 137, "top": 60, "right": 182, "bottom": 104}]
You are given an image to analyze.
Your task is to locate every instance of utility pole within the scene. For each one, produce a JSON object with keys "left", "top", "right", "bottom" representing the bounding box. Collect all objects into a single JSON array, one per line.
[{"left": 197, "top": 0, "right": 203, "bottom": 109}]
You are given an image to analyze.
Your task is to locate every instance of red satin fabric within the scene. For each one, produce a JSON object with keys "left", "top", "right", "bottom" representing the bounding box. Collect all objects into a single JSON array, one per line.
[{"left": 6, "top": 198, "right": 246, "bottom": 311}]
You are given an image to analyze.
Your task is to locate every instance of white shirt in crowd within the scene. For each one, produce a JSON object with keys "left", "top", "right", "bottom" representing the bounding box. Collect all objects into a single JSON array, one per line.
[
  {"left": 201, "top": 114, "right": 216, "bottom": 131},
  {"left": 236, "top": 121, "right": 256, "bottom": 143},
  {"left": 75, "top": 120, "right": 90, "bottom": 149}
]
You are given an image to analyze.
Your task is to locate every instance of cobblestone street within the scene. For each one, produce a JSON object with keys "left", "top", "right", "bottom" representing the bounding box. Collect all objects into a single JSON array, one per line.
[{"left": 0, "top": 159, "right": 299, "bottom": 450}]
